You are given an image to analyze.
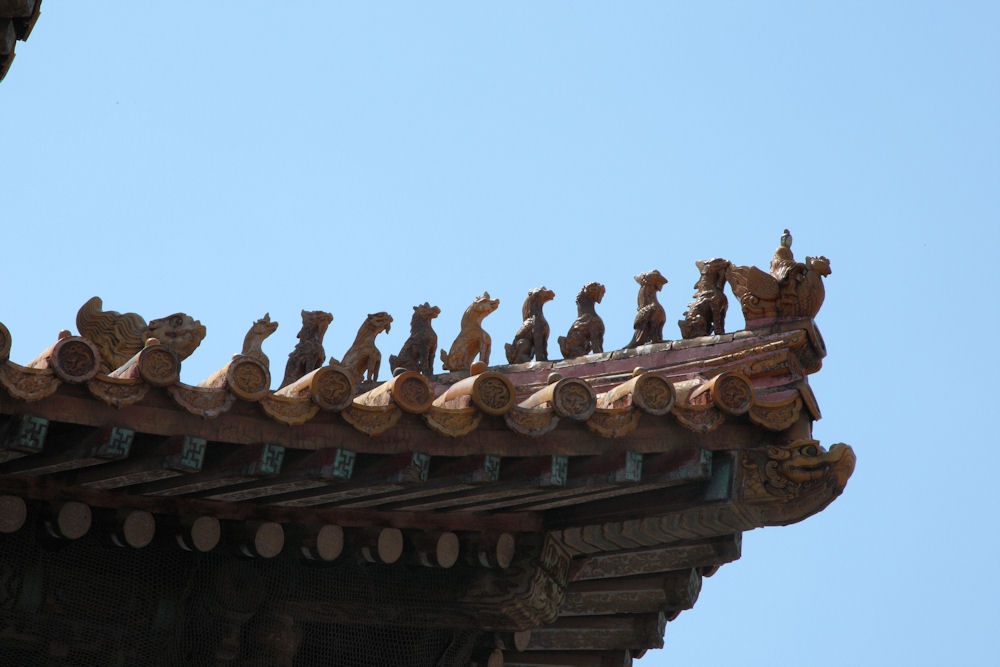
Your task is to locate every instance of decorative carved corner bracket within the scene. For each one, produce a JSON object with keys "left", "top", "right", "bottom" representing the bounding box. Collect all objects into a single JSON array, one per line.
[{"left": 738, "top": 439, "right": 855, "bottom": 527}]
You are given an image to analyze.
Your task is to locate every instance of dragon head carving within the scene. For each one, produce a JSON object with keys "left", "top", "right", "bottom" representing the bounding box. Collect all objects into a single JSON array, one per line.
[
  {"left": 144, "top": 314, "right": 207, "bottom": 361},
  {"left": 740, "top": 440, "right": 856, "bottom": 526}
]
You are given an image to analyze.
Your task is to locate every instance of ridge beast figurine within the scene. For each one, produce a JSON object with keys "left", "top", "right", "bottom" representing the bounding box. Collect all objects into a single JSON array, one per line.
[
  {"left": 280, "top": 310, "right": 332, "bottom": 388},
  {"left": 76, "top": 296, "right": 206, "bottom": 373},
  {"left": 726, "top": 230, "right": 831, "bottom": 325},
  {"left": 625, "top": 270, "right": 668, "bottom": 349},
  {"left": 242, "top": 313, "right": 279, "bottom": 368},
  {"left": 558, "top": 282, "right": 606, "bottom": 358},
  {"left": 441, "top": 292, "right": 499, "bottom": 372},
  {"left": 678, "top": 258, "right": 730, "bottom": 339},
  {"left": 505, "top": 286, "right": 554, "bottom": 364},
  {"left": 389, "top": 303, "right": 441, "bottom": 377},
  {"left": 339, "top": 312, "right": 393, "bottom": 385}
]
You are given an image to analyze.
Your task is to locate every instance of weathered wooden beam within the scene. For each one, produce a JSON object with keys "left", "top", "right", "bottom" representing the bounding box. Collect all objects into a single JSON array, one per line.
[
  {"left": 1, "top": 425, "right": 133, "bottom": 475},
  {"left": 459, "top": 451, "right": 643, "bottom": 512},
  {"left": 526, "top": 613, "right": 665, "bottom": 652},
  {"left": 409, "top": 530, "right": 460, "bottom": 568},
  {"left": 43, "top": 500, "right": 91, "bottom": 540},
  {"left": 129, "top": 442, "right": 284, "bottom": 496},
  {"left": 506, "top": 650, "right": 633, "bottom": 667},
  {"left": 270, "top": 451, "right": 430, "bottom": 507},
  {"left": 505, "top": 448, "right": 710, "bottom": 512},
  {"left": 107, "top": 508, "right": 156, "bottom": 549},
  {"left": 174, "top": 515, "right": 221, "bottom": 552},
  {"left": 569, "top": 534, "right": 741, "bottom": 581},
  {"left": 72, "top": 435, "right": 206, "bottom": 489},
  {"left": 464, "top": 531, "right": 516, "bottom": 569},
  {"left": 358, "top": 526, "right": 404, "bottom": 564},
  {"left": 197, "top": 446, "right": 355, "bottom": 501},
  {"left": 0, "top": 414, "right": 48, "bottom": 464},
  {"left": 300, "top": 523, "right": 343, "bottom": 561},
  {"left": 236, "top": 520, "right": 284, "bottom": 558},
  {"left": 389, "top": 456, "right": 566, "bottom": 512},
  {"left": 560, "top": 569, "right": 701, "bottom": 616},
  {"left": 332, "top": 454, "right": 501, "bottom": 509},
  {"left": 0, "top": 494, "right": 26, "bottom": 533}
]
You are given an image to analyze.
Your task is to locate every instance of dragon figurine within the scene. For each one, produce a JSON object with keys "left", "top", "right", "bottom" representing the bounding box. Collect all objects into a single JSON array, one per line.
[{"left": 76, "top": 297, "right": 206, "bottom": 373}]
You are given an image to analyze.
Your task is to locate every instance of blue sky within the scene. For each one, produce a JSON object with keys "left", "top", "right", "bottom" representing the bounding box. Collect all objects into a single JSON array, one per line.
[{"left": 2, "top": 3, "right": 998, "bottom": 665}]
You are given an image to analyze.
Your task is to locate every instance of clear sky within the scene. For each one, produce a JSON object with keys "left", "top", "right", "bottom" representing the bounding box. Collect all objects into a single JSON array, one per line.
[{"left": 2, "top": 3, "right": 999, "bottom": 665}]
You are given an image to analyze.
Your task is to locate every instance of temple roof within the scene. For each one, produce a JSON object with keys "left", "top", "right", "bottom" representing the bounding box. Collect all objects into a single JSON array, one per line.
[{"left": 0, "top": 235, "right": 853, "bottom": 666}]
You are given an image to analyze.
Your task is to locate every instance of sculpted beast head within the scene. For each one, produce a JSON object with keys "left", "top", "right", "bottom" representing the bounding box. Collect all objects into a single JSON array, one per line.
[
  {"left": 579, "top": 282, "right": 606, "bottom": 305},
  {"left": 806, "top": 256, "right": 831, "bottom": 276},
  {"left": 249, "top": 313, "right": 279, "bottom": 338},
  {"left": 413, "top": 302, "right": 441, "bottom": 322},
  {"left": 144, "top": 313, "right": 207, "bottom": 361},
  {"left": 467, "top": 292, "right": 500, "bottom": 321},
  {"left": 522, "top": 286, "right": 555, "bottom": 318},
  {"left": 634, "top": 269, "right": 668, "bottom": 290},
  {"left": 694, "top": 258, "right": 731, "bottom": 285},
  {"left": 741, "top": 440, "right": 856, "bottom": 526},
  {"left": 298, "top": 310, "right": 333, "bottom": 340},
  {"left": 363, "top": 311, "right": 393, "bottom": 335}
]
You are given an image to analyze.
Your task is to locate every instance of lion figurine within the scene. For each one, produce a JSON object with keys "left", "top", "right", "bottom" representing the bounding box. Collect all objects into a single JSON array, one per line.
[
  {"left": 505, "top": 286, "right": 555, "bottom": 364},
  {"left": 389, "top": 303, "right": 440, "bottom": 377},
  {"left": 440, "top": 292, "right": 500, "bottom": 372}
]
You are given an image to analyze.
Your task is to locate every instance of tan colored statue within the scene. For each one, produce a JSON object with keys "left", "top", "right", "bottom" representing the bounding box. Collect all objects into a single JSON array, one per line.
[
  {"left": 242, "top": 313, "right": 279, "bottom": 367},
  {"left": 339, "top": 312, "right": 393, "bottom": 384},
  {"left": 505, "top": 287, "right": 554, "bottom": 364},
  {"left": 625, "top": 270, "right": 668, "bottom": 349},
  {"left": 726, "top": 230, "right": 831, "bottom": 324},
  {"left": 440, "top": 292, "right": 499, "bottom": 372},
  {"left": 389, "top": 303, "right": 440, "bottom": 377},
  {"left": 678, "top": 258, "right": 730, "bottom": 339},
  {"left": 76, "top": 296, "right": 206, "bottom": 373},
  {"left": 558, "top": 282, "right": 606, "bottom": 358},
  {"left": 281, "top": 310, "right": 332, "bottom": 388}
]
